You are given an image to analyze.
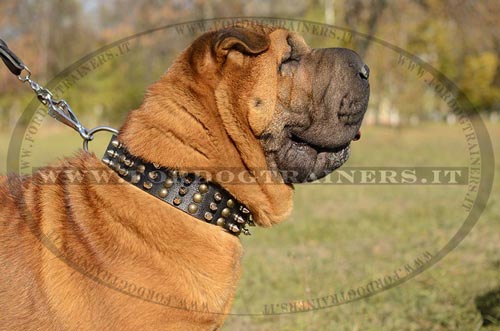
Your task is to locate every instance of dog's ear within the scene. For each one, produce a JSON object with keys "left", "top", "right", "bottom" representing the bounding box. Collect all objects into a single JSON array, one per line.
[{"left": 212, "top": 26, "right": 270, "bottom": 58}]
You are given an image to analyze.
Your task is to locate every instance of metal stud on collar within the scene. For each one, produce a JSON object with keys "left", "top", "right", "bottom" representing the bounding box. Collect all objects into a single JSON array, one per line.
[{"left": 102, "top": 135, "right": 254, "bottom": 236}]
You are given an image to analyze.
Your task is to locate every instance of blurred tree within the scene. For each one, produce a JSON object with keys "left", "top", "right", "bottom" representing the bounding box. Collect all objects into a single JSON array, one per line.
[
  {"left": 411, "top": 0, "right": 500, "bottom": 112},
  {"left": 1, "top": 0, "right": 500, "bottom": 130},
  {"left": 344, "top": 0, "right": 387, "bottom": 58}
]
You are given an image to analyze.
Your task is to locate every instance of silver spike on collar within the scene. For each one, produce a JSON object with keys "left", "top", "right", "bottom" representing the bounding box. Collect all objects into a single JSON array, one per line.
[{"left": 102, "top": 135, "right": 255, "bottom": 236}]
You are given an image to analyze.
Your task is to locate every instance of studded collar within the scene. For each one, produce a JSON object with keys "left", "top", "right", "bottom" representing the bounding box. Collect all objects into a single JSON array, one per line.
[{"left": 101, "top": 135, "right": 254, "bottom": 236}]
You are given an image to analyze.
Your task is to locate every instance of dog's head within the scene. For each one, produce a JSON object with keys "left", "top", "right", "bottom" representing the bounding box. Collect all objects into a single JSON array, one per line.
[
  {"left": 186, "top": 25, "right": 370, "bottom": 183},
  {"left": 120, "top": 24, "right": 370, "bottom": 225}
]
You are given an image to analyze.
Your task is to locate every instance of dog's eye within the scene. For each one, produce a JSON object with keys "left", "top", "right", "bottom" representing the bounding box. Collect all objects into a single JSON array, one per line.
[
  {"left": 279, "top": 36, "right": 300, "bottom": 74},
  {"left": 279, "top": 56, "right": 299, "bottom": 74}
]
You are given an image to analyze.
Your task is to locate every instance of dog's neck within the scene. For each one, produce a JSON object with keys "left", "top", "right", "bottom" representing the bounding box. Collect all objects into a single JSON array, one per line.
[
  {"left": 117, "top": 57, "right": 293, "bottom": 227},
  {"left": 102, "top": 134, "right": 255, "bottom": 236}
]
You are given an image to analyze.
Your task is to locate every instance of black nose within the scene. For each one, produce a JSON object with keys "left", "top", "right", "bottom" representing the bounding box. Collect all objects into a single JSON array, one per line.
[{"left": 359, "top": 64, "right": 370, "bottom": 80}]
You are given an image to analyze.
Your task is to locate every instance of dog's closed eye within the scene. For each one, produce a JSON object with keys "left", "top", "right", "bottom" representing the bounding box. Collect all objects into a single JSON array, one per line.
[
  {"left": 279, "top": 36, "right": 301, "bottom": 75},
  {"left": 279, "top": 57, "right": 299, "bottom": 75}
]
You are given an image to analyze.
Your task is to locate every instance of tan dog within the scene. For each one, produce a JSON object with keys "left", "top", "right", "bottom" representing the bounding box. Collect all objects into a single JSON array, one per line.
[{"left": 0, "top": 25, "right": 369, "bottom": 330}]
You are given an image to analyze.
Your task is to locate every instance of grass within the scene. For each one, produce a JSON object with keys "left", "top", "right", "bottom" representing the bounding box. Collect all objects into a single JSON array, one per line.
[
  {"left": 0, "top": 122, "right": 499, "bottom": 331},
  {"left": 220, "top": 122, "right": 500, "bottom": 331}
]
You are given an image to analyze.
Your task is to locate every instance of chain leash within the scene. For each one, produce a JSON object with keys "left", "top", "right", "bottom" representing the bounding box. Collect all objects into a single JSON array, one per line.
[{"left": 1, "top": 38, "right": 118, "bottom": 150}]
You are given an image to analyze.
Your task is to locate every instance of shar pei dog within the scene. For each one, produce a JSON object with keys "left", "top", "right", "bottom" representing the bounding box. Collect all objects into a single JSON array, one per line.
[{"left": 0, "top": 24, "right": 369, "bottom": 330}]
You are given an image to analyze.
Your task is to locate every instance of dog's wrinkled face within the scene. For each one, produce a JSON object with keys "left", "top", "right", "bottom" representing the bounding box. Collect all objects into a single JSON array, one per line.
[
  {"left": 198, "top": 26, "right": 369, "bottom": 184},
  {"left": 259, "top": 31, "right": 370, "bottom": 183}
]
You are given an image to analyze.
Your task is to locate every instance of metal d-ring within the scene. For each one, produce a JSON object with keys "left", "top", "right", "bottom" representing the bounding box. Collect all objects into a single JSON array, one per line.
[{"left": 83, "top": 126, "right": 119, "bottom": 151}]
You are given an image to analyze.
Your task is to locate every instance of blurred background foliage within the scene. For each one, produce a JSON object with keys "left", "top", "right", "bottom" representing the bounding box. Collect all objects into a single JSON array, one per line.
[{"left": 0, "top": 0, "right": 499, "bottom": 131}]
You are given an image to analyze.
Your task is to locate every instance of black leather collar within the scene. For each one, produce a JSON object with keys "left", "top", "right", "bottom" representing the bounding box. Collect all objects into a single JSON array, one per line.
[{"left": 102, "top": 135, "right": 254, "bottom": 236}]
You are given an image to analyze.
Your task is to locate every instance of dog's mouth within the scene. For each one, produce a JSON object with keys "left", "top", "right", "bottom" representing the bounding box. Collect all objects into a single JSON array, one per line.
[
  {"left": 274, "top": 130, "right": 359, "bottom": 183},
  {"left": 268, "top": 96, "right": 366, "bottom": 184}
]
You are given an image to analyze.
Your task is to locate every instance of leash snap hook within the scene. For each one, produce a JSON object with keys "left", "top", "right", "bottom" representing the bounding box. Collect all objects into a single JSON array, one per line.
[{"left": 1, "top": 37, "right": 119, "bottom": 153}]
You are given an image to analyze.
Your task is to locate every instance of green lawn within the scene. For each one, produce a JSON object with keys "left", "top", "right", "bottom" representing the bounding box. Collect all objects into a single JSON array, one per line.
[
  {"left": 0, "top": 122, "right": 499, "bottom": 331},
  {"left": 222, "top": 122, "right": 500, "bottom": 331}
]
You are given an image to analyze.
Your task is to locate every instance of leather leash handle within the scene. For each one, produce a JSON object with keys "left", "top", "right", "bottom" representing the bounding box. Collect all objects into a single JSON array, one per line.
[{"left": 0, "top": 38, "right": 25, "bottom": 76}]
